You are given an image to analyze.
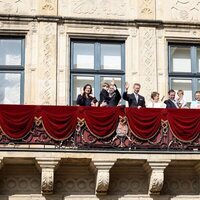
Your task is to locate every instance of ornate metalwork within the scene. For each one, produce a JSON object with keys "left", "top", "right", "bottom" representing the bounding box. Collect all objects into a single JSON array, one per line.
[{"left": 0, "top": 116, "right": 199, "bottom": 151}]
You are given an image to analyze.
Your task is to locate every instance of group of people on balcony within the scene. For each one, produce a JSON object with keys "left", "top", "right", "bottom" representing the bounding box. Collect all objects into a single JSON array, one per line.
[{"left": 76, "top": 80, "right": 200, "bottom": 109}]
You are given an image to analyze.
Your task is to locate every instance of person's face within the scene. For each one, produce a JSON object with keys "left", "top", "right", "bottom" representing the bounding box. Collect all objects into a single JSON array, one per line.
[
  {"left": 169, "top": 92, "right": 175, "bottom": 100},
  {"left": 109, "top": 85, "right": 115, "bottom": 94},
  {"left": 133, "top": 85, "right": 140, "bottom": 94},
  {"left": 195, "top": 93, "right": 200, "bottom": 101},
  {"left": 84, "top": 86, "right": 91, "bottom": 94},
  {"left": 153, "top": 94, "right": 159, "bottom": 102},
  {"left": 177, "top": 92, "right": 183, "bottom": 98}
]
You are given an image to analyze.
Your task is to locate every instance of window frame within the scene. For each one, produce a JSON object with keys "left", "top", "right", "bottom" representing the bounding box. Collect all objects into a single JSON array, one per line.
[
  {"left": 0, "top": 36, "right": 25, "bottom": 104},
  {"left": 70, "top": 39, "right": 125, "bottom": 105}
]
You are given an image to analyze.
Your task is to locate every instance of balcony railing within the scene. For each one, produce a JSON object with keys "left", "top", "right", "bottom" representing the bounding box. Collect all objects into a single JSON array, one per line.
[{"left": 0, "top": 105, "right": 199, "bottom": 151}]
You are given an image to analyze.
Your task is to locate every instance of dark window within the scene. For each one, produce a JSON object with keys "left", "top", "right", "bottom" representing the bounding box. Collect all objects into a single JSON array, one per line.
[
  {"left": 70, "top": 40, "right": 125, "bottom": 105},
  {"left": 0, "top": 37, "right": 25, "bottom": 104}
]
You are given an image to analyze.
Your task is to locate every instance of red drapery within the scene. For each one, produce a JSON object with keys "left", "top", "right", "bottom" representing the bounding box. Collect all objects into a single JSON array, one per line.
[
  {"left": 125, "top": 108, "right": 162, "bottom": 140},
  {"left": 0, "top": 105, "right": 200, "bottom": 142}
]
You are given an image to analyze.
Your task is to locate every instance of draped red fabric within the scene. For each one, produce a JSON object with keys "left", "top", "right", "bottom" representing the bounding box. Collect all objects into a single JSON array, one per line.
[
  {"left": 168, "top": 109, "right": 200, "bottom": 142},
  {"left": 0, "top": 105, "right": 35, "bottom": 139},
  {"left": 126, "top": 108, "right": 162, "bottom": 140},
  {"left": 1, "top": 105, "right": 200, "bottom": 142},
  {"left": 79, "top": 106, "right": 124, "bottom": 138},
  {"left": 37, "top": 106, "right": 78, "bottom": 140}
]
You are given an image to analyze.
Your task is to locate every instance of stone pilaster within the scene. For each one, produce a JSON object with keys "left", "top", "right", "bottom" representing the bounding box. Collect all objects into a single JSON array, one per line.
[
  {"left": 144, "top": 160, "right": 170, "bottom": 194},
  {"left": 35, "top": 158, "right": 60, "bottom": 194},
  {"left": 90, "top": 160, "right": 115, "bottom": 195}
]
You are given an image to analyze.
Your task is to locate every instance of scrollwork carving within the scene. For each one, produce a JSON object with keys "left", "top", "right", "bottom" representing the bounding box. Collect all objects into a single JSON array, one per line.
[
  {"left": 41, "top": 169, "right": 54, "bottom": 194},
  {"left": 149, "top": 169, "right": 164, "bottom": 194},
  {"left": 171, "top": 0, "right": 200, "bottom": 21},
  {"left": 96, "top": 170, "right": 109, "bottom": 194}
]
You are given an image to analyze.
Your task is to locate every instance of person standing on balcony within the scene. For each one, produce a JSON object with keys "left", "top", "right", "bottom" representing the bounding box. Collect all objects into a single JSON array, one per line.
[
  {"left": 123, "top": 82, "right": 146, "bottom": 108},
  {"left": 76, "top": 84, "right": 98, "bottom": 106},
  {"left": 106, "top": 80, "right": 121, "bottom": 107},
  {"left": 190, "top": 91, "right": 200, "bottom": 109},
  {"left": 164, "top": 89, "right": 178, "bottom": 108},
  {"left": 176, "top": 89, "right": 187, "bottom": 108},
  {"left": 146, "top": 92, "right": 166, "bottom": 108},
  {"left": 99, "top": 82, "right": 110, "bottom": 106}
]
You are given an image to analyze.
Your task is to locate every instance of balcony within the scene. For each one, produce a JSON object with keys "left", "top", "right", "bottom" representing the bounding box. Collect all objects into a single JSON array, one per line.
[
  {"left": 0, "top": 105, "right": 199, "bottom": 151},
  {"left": 0, "top": 105, "right": 200, "bottom": 199}
]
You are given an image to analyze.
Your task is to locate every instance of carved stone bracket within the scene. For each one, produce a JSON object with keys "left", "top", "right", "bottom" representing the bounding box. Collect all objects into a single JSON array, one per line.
[
  {"left": 0, "top": 157, "right": 4, "bottom": 169},
  {"left": 144, "top": 160, "right": 170, "bottom": 194},
  {"left": 35, "top": 158, "right": 60, "bottom": 194},
  {"left": 90, "top": 160, "right": 116, "bottom": 195}
]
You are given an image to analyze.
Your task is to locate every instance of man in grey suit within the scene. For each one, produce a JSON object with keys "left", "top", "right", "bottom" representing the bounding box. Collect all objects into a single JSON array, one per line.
[{"left": 123, "top": 82, "right": 145, "bottom": 108}]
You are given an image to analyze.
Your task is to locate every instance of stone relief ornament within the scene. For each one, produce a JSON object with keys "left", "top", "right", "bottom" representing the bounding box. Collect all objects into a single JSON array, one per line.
[
  {"left": 149, "top": 170, "right": 164, "bottom": 194},
  {"left": 42, "top": 0, "right": 56, "bottom": 12},
  {"left": 171, "top": 0, "right": 200, "bottom": 21},
  {"left": 71, "top": 0, "right": 127, "bottom": 17},
  {"left": 96, "top": 170, "right": 109, "bottom": 194},
  {"left": 139, "top": 0, "right": 154, "bottom": 17},
  {"left": 0, "top": 0, "right": 23, "bottom": 14},
  {"left": 41, "top": 169, "right": 54, "bottom": 194}
]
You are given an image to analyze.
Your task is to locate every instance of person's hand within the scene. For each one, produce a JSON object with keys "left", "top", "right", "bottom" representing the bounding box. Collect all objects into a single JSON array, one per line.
[
  {"left": 137, "top": 106, "right": 142, "bottom": 109},
  {"left": 89, "top": 94, "right": 94, "bottom": 98},
  {"left": 110, "top": 79, "right": 115, "bottom": 86},
  {"left": 80, "top": 88, "right": 84, "bottom": 96},
  {"left": 100, "top": 101, "right": 107, "bottom": 107},
  {"left": 125, "top": 82, "right": 129, "bottom": 91}
]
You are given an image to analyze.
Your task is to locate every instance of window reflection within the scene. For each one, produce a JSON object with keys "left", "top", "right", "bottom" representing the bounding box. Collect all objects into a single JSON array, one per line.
[
  {"left": 0, "top": 73, "right": 21, "bottom": 104},
  {"left": 73, "top": 43, "right": 94, "bottom": 69},
  {"left": 101, "top": 44, "right": 121, "bottom": 70},
  {"left": 171, "top": 47, "right": 191, "bottom": 72},
  {"left": 0, "top": 39, "right": 22, "bottom": 65}
]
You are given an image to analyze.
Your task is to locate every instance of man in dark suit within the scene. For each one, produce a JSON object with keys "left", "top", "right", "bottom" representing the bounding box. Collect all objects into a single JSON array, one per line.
[
  {"left": 164, "top": 89, "right": 178, "bottom": 108},
  {"left": 123, "top": 82, "right": 145, "bottom": 108}
]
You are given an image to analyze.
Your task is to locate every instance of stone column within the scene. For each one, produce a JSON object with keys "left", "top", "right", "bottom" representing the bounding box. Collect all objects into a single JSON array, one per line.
[
  {"left": 144, "top": 160, "right": 170, "bottom": 194},
  {"left": 35, "top": 158, "right": 60, "bottom": 194},
  {"left": 90, "top": 160, "right": 115, "bottom": 195}
]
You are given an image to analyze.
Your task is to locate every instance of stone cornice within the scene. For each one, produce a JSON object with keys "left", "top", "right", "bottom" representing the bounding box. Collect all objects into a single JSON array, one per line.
[{"left": 1, "top": 14, "right": 200, "bottom": 29}]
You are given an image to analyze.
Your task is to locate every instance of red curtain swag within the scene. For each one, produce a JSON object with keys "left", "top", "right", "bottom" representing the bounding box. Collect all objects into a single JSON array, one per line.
[{"left": 0, "top": 105, "right": 200, "bottom": 142}]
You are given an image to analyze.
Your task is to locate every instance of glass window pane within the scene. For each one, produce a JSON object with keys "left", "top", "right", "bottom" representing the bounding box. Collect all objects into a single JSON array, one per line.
[
  {"left": 197, "top": 80, "right": 200, "bottom": 91},
  {"left": 73, "top": 43, "right": 94, "bottom": 69},
  {"left": 171, "top": 79, "right": 192, "bottom": 102},
  {"left": 0, "top": 39, "right": 22, "bottom": 65},
  {"left": 197, "top": 48, "right": 200, "bottom": 72},
  {"left": 72, "top": 76, "right": 94, "bottom": 105},
  {"left": 0, "top": 73, "right": 21, "bottom": 104},
  {"left": 171, "top": 47, "right": 191, "bottom": 72},
  {"left": 101, "top": 44, "right": 121, "bottom": 70}
]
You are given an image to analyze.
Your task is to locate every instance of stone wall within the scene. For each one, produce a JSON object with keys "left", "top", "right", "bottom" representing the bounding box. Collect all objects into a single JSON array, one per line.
[
  {"left": 0, "top": 151, "right": 199, "bottom": 199},
  {"left": 0, "top": 0, "right": 199, "bottom": 104}
]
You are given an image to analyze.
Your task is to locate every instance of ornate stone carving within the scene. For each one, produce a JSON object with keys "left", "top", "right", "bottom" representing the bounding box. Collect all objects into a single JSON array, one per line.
[
  {"left": 59, "top": 0, "right": 128, "bottom": 18},
  {"left": 35, "top": 158, "right": 60, "bottom": 194},
  {"left": 162, "top": 165, "right": 199, "bottom": 195},
  {"left": 40, "top": 22, "right": 56, "bottom": 105},
  {"left": 40, "top": 0, "right": 57, "bottom": 15},
  {"left": 41, "top": 168, "right": 54, "bottom": 194},
  {"left": 96, "top": 169, "right": 109, "bottom": 194},
  {"left": 144, "top": 161, "right": 170, "bottom": 194},
  {"left": 0, "top": 0, "right": 33, "bottom": 15},
  {"left": 90, "top": 160, "right": 115, "bottom": 195},
  {"left": 109, "top": 166, "right": 149, "bottom": 195},
  {"left": 139, "top": 27, "right": 156, "bottom": 100},
  {"left": 139, "top": 0, "right": 155, "bottom": 19},
  {"left": 149, "top": 169, "right": 165, "bottom": 194},
  {"left": 171, "top": 0, "right": 200, "bottom": 21}
]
